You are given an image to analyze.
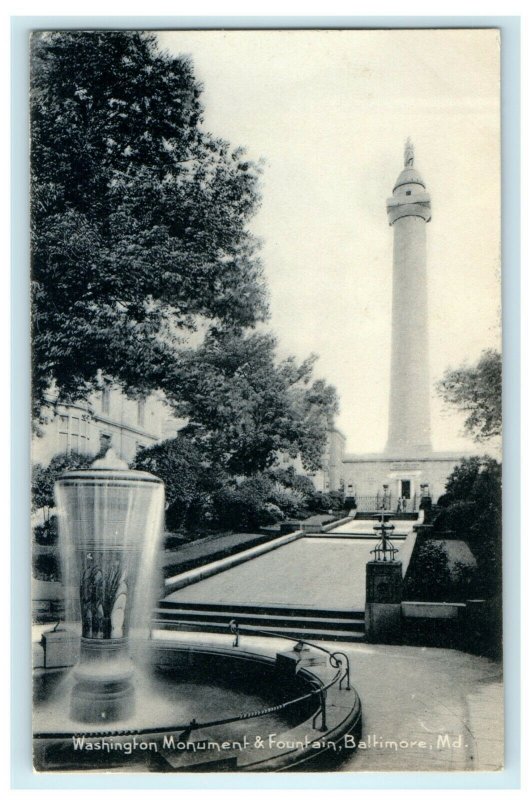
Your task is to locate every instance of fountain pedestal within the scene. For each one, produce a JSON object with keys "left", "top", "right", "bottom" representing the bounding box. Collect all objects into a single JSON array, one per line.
[{"left": 71, "top": 637, "right": 135, "bottom": 722}]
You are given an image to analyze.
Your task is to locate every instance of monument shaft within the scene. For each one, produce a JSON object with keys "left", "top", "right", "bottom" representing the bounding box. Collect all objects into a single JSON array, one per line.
[{"left": 386, "top": 141, "right": 432, "bottom": 456}]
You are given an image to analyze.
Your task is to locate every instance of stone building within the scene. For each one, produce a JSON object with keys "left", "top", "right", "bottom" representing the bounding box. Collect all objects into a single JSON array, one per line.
[
  {"left": 32, "top": 382, "right": 181, "bottom": 467},
  {"left": 312, "top": 426, "right": 346, "bottom": 492},
  {"left": 276, "top": 425, "right": 346, "bottom": 493}
]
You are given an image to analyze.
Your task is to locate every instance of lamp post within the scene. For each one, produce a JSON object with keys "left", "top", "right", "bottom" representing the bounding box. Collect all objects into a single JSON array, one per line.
[
  {"left": 365, "top": 511, "right": 403, "bottom": 643},
  {"left": 371, "top": 511, "right": 399, "bottom": 562}
]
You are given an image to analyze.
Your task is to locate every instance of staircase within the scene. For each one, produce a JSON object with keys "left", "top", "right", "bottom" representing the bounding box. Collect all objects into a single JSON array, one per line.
[{"left": 153, "top": 600, "right": 366, "bottom": 643}]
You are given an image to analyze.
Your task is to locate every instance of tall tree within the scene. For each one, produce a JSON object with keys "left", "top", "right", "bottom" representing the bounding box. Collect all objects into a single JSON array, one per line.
[
  {"left": 31, "top": 31, "right": 267, "bottom": 420},
  {"left": 168, "top": 330, "right": 339, "bottom": 475},
  {"left": 31, "top": 31, "right": 339, "bottom": 478},
  {"left": 436, "top": 349, "right": 501, "bottom": 442}
]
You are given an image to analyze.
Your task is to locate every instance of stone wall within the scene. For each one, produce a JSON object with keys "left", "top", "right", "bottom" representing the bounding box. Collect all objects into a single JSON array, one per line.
[{"left": 342, "top": 454, "right": 468, "bottom": 505}]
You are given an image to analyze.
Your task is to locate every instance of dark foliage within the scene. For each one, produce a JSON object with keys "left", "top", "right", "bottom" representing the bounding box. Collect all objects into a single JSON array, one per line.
[
  {"left": 434, "top": 456, "right": 501, "bottom": 598},
  {"left": 34, "top": 516, "right": 58, "bottom": 545},
  {"left": 32, "top": 452, "right": 94, "bottom": 512},
  {"left": 131, "top": 435, "right": 223, "bottom": 532},
  {"left": 404, "top": 540, "right": 476, "bottom": 603},
  {"left": 31, "top": 31, "right": 267, "bottom": 420},
  {"left": 212, "top": 475, "right": 284, "bottom": 532},
  {"left": 437, "top": 349, "right": 501, "bottom": 442},
  {"left": 173, "top": 330, "right": 339, "bottom": 476},
  {"left": 33, "top": 553, "right": 61, "bottom": 582}
]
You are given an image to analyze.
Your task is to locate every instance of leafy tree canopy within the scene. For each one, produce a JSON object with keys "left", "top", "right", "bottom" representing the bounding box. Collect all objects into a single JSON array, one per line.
[
  {"left": 436, "top": 349, "right": 501, "bottom": 442},
  {"left": 167, "top": 330, "right": 339, "bottom": 475},
  {"left": 434, "top": 456, "right": 501, "bottom": 598},
  {"left": 131, "top": 436, "right": 224, "bottom": 531},
  {"left": 31, "top": 31, "right": 267, "bottom": 418},
  {"left": 31, "top": 31, "right": 339, "bottom": 477},
  {"left": 31, "top": 451, "right": 94, "bottom": 512}
]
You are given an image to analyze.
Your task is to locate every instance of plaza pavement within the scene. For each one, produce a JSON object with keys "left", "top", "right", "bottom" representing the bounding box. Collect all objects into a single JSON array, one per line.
[
  {"left": 165, "top": 537, "right": 378, "bottom": 610},
  {"left": 152, "top": 629, "right": 504, "bottom": 772}
]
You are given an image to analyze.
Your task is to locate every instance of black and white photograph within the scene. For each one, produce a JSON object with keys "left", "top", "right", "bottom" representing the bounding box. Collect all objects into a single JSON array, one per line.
[{"left": 29, "top": 27, "right": 503, "bottom": 774}]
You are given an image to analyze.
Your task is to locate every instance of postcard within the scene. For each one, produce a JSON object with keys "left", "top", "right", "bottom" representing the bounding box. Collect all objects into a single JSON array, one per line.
[{"left": 29, "top": 27, "right": 502, "bottom": 774}]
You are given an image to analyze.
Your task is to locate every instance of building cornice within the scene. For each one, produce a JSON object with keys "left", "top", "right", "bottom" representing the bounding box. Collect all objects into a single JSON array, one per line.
[
  {"left": 342, "top": 451, "right": 474, "bottom": 464},
  {"left": 92, "top": 413, "right": 159, "bottom": 440}
]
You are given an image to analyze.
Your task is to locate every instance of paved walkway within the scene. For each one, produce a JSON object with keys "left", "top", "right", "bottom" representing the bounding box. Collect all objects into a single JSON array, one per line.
[
  {"left": 166, "top": 537, "right": 377, "bottom": 610},
  {"left": 336, "top": 641, "right": 503, "bottom": 771},
  {"left": 153, "top": 630, "right": 503, "bottom": 772},
  {"left": 332, "top": 518, "right": 417, "bottom": 536}
]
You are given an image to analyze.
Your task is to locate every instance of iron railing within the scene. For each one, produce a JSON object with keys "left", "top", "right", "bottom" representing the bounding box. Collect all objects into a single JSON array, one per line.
[{"left": 352, "top": 494, "right": 419, "bottom": 513}]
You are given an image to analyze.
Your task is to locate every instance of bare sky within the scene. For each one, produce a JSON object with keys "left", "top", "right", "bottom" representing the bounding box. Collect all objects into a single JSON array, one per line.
[{"left": 157, "top": 29, "right": 500, "bottom": 454}]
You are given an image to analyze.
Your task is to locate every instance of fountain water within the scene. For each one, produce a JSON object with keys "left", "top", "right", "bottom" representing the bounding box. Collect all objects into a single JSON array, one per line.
[{"left": 53, "top": 449, "right": 165, "bottom": 722}]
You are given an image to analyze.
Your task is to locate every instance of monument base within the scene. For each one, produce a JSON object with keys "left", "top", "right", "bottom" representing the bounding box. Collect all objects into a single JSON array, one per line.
[{"left": 342, "top": 451, "right": 471, "bottom": 511}]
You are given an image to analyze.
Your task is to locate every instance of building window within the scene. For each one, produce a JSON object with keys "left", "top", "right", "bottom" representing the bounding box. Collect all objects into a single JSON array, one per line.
[
  {"left": 58, "top": 413, "right": 90, "bottom": 453},
  {"left": 70, "top": 416, "right": 80, "bottom": 452},
  {"left": 100, "top": 432, "right": 112, "bottom": 454},
  {"left": 59, "top": 415, "right": 69, "bottom": 452},
  {"left": 137, "top": 398, "right": 146, "bottom": 428},
  {"left": 101, "top": 386, "right": 111, "bottom": 415}
]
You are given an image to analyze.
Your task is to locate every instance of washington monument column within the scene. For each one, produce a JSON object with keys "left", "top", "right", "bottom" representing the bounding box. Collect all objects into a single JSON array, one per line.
[{"left": 385, "top": 139, "right": 432, "bottom": 456}]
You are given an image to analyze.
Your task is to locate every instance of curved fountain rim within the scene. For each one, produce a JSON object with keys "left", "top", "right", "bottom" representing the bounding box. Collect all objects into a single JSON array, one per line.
[{"left": 33, "top": 630, "right": 362, "bottom": 772}]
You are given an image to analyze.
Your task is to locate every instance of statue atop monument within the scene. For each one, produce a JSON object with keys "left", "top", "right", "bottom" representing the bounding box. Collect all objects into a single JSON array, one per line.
[{"left": 404, "top": 137, "right": 414, "bottom": 167}]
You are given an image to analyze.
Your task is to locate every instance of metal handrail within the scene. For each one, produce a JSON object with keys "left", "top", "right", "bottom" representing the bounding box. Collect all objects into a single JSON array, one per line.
[
  {"left": 35, "top": 619, "right": 351, "bottom": 741},
  {"left": 353, "top": 494, "right": 420, "bottom": 512}
]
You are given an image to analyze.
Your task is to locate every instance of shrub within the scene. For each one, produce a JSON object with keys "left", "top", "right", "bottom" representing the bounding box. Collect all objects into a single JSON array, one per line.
[
  {"left": 307, "top": 492, "right": 332, "bottom": 513},
  {"left": 404, "top": 540, "right": 479, "bottom": 603},
  {"left": 328, "top": 490, "right": 345, "bottom": 512},
  {"left": 451, "top": 560, "right": 479, "bottom": 602},
  {"left": 268, "top": 482, "right": 307, "bottom": 519},
  {"left": 404, "top": 540, "right": 453, "bottom": 602},
  {"left": 433, "top": 499, "right": 477, "bottom": 538},
  {"left": 33, "top": 554, "right": 61, "bottom": 582},
  {"left": 213, "top": 475, "right": 282, "bottom": 531},
  {"left": 34, "top": 516, "right": 58, "bottom": 545}
]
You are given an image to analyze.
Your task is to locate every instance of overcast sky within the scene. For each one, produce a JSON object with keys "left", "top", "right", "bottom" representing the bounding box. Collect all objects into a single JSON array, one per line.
[{"left": 157, "top": 29, "right": 500, "bottom": 455}]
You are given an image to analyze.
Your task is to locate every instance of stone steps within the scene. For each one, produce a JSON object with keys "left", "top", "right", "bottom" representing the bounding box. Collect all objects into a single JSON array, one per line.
[
  {"left": 306, "top": 532, "right": 407, "bottom": 540},
  {"left": 153, "top": 601, "right": 366, "bottom": 642},
  {"left": 154, "top": 618, "right": 365, "bottom": 642},
  {"left": 354, "top": 511, "right": 419, "bottom": 521}
]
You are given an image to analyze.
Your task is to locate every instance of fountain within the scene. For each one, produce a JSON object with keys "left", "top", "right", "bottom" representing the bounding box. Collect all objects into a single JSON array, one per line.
[
  {"left": 53, "top": 449, "right": 165, "bottom": 723},
  {"left": 33, "top": 453, "right": 362, "bottom": 772}
]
